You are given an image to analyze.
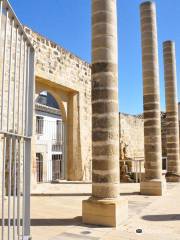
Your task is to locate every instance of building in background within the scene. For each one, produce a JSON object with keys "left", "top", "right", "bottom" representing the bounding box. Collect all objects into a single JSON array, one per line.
[{"left": 35, "top": 91, "right": 65, "bottom": 183}]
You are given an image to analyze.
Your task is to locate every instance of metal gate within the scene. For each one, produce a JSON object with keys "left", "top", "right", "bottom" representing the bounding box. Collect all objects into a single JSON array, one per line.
[{"left": 0, "top": 0, "right": 34, "bottom": 239}]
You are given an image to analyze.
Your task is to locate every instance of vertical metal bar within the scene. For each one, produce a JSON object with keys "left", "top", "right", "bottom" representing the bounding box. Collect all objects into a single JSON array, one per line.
[
  {"left": 7, "top": 18, "right": 14, "bottom": 131},
  {"left": 0, "top": 0, "right": 3, "bottom": 131},
  {"left": 1, "top": 135, "right": 7, "bottom": 240},
  {"left": 13, "top": 137, "right": 17, "bottom": 240},
  {"left": 24, "top": 46, "right": 30, "bottom": 136},
  {"left": 22, "top": 139, "right": 25, "bottom": 237},
  {"left": 23, "top": 139, "right": 31, "bottom": 238},
  {"left": 21, "top": 41, "right": 27, "bottom": 135},
  {"left": 8, "top": 136, "right": 13, "bottom": 240},
  {"left": 0, "top": 0, "right": 3, "bottom": 65},
  {"left": 139, "top": 160, "right": 142, "bottom": 182},
  {"left": 17, "top": 34, "right": 22, "bottom": 133},
  {"left": 13, "top": 27, "right": 19, "bottom": 132},
  {"left": 63, "top": 122, "right": 66, "bottom": 179},
  {"left": 62, "top": 122, "right": 64, "bottom": 179},
  {"left": 0, "top": 1, "right": 3, "bottom": 37},
  {"left": 17, "top": 138, "right": 21, "bottom": 240},
  {"left": 1, "top": 9, "right": 9, "bottom": 130},
  {"left": 135, "top": 160, "right": 138, "bottom": 183}
]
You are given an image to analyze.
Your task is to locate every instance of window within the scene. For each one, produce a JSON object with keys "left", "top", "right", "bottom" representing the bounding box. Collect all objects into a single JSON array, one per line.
[
  {"left": 36, "top": 116, "right": 44, "bottom": 134},
  {"left": 36, "top": 153, "right": 43, "bottom": 183}
]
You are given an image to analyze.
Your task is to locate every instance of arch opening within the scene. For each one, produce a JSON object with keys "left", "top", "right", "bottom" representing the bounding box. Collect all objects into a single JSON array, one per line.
[{"left": 35, "top": 91, "right": 66, "bottom": 183}]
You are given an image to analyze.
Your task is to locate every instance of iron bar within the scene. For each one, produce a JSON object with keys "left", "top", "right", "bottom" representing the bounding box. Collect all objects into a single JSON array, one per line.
[
  {"left": 13, "top": 26, "right": 19, "bottom": 132},
  {"left": 13, "top": 137, "right": 17, "bottom": 240},
  {"left": 17, "top": 139, "right": 21, "bottom": 240},
  {"left": 17, "top": 34, "right": 22, "bottom": 133},
  {"left": 8, "top": 137, "right": 13, "bottom": 240},
  {"left": 1, "top": 9, "right": 8, "bottom": 130},
  {"left": 1, "top": 135, "right": 7, "bottom": 240},
  {"left": 21, "top": 41, "right": 27, "bottom": 135},
  {"left": 7, "top": 18, "right": 14, "bottom": 131},
  {"left": 24, "top": 46, "right": 30, "bottom": 136}
]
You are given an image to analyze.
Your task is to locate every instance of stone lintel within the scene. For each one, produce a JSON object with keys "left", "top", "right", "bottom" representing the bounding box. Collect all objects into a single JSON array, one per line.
[
  {"left": 82, "top": 197, "right": 128, "bottom": 227},
  {"left": 140, "top": 178, "right": 167, "bottom": 196}
]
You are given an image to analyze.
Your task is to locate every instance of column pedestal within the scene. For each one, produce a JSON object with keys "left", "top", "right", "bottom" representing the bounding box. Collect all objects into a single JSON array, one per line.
[
  {"left": 140, "top": 177, "right": 166, "bottom": 196},
  {"left": 82, "top": 197, "right": 128, "bottom": 227},
  {"left": 166, "top": 173, "right": 180, "bottom": 183}
]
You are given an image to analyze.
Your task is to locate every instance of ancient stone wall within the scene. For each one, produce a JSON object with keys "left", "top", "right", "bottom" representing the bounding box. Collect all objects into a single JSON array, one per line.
[
  {"left": 119, "top": 112, "right": 174, "bottom": 160},
  {"left": 24, "top": 26, "right": 92, "bottom": 182},
  {"left": 119, "top": 113, "right": 144, "bottom": 160}
]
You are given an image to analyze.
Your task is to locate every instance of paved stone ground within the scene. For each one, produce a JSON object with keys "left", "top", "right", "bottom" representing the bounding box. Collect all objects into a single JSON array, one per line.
[
  {"left": 0, "top": 183, "right": 180, "bottom": 239},
  {"left": 30, "top": 183, "right": 180, "bottom": 240}
]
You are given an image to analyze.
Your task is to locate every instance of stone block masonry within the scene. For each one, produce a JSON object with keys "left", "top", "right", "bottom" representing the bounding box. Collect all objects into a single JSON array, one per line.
[
  {"left": 140, "top": 1, "right": 166, "bottom": 195},
  {"left": 163, "top": 41, "right": 180, "bottom": 182},
  {"left": 24, "top": 26, "right": 92, "bottom": 183},
  {"left": 82, "top": 0, "right": 128, "bottom": 227}
]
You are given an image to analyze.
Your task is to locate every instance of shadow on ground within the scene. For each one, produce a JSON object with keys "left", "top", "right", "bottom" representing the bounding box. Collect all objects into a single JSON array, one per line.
[
  {"left": 120, "top": 192, "right": 140, "bottom": 196},
  {"left": 0, "top": 217, "right": 82, "bottom": 226},
  {"left": 31, "top": 216, "right": 82, "bottom": 226},
  {"left": 31, "top": 193, "right": 91, "bottom": 197},
  {"left": 142, "top": 214, "right": 180, "bottom": 221}
]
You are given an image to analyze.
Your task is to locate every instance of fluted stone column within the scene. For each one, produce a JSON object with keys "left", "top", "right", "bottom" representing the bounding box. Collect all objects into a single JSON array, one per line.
[
  {"left": 163, "top": 41, "right": 180, "bottom": 182},
  {"left": 140, "top": 1, "right": 166, "bottom": 195},
  {"left": 82, "top": 0, "right": 128, "bottom": 227}
]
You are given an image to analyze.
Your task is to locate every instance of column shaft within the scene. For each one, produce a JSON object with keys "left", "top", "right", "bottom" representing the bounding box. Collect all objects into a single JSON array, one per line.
[
  {"left": 163, "top": 41, "right": 180, "bottom": 181},
  {"left": 82, "top": 0, "right": 128, "bottom": 226},
  {"left": 140, "top": 2, "right": 166, "bottom": 195},
  {"left": 92, "top": 0, "right": 119, "bottom": 199},
  {"left": 141, "top": 2, "right": 162, "bottom": 180}
]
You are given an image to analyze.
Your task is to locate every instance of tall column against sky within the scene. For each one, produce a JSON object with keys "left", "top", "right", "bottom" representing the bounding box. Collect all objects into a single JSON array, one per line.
[
  {"left": 163, "top": 41, "right": 180, "bottom": 182},
  {"left": 140, "top": 1, "right": 166, "bottom": 195},
  {"left": 82, "top": 0, "right": 128, "bottom": 226}
]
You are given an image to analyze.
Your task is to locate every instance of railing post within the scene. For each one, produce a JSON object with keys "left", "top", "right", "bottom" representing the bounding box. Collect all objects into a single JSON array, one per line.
[{"left": 23, "top": 139, "right": 31, "bottom": 240}]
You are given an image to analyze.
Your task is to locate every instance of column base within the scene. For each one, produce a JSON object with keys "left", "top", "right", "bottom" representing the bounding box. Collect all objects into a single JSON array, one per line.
[
  {"left": 82, "top": 197, "right": 128, "bottom": 227},
  {"left": 166, "top": 172, "right": 180, "bottom": 182},
  {"left": 140, "top": 179, "right": 166, "bottom": 196}
]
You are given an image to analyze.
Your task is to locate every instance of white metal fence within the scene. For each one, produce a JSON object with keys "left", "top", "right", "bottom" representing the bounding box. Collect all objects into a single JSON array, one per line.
[
  {"left": 120, "top": 157, "right": 167, "bottom": 183},
  {"left": 0, "top": 0, "right": 34, "bottom": 239}
]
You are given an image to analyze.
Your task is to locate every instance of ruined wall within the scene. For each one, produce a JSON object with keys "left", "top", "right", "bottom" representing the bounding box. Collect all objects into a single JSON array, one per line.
[
  {"left": 119, "top": 113, "right": 144, "bottom": 159},
  {"left": 24, "top": 26, "right": 92, "bottom": 182},
  {"left": 119, "top": 112, "right": 174, "bottom": 160}
]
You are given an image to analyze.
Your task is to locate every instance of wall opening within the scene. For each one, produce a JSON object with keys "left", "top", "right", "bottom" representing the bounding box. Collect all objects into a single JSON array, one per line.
[{"left": 35, "top": 91, "right": 66, "bottom": 183}]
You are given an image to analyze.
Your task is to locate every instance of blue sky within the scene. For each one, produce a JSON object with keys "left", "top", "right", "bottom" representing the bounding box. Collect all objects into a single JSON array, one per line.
[{"left": 10, "top": 0, "right": 180, "bottom": 114}]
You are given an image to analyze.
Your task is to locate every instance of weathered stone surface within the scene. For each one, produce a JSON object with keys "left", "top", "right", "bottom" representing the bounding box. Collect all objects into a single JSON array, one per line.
[
  {"left": 83, "top": 0, "right": 128, "bottom": 226},
  {"left": 82, "top": 197, "right": 128, "bottom": 227},
  {"left": 140, "top": 1, "right": 165, "bottom": 194},
  {"left": 163, "top": 41, "right": 180, "bottom": 182},
  {"left": 24, "top": 26, "right": 92, "bottom": 183}
]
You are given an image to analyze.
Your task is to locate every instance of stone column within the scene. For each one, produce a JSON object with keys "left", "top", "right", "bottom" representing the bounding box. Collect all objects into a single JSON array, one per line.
[
  {"left": 140, "top": 1, "right": 166, "bottom": 195},
  {"left": 163, "top": 41, "right": 180, "bottom": 182},
  {"left": 82, "top": 0, "right": 128, "bottom": 227}
]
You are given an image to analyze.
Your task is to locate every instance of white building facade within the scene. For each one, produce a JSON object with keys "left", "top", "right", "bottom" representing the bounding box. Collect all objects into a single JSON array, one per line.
[{"left": 35, "top": 92, "right": 65, "bottom": 183}]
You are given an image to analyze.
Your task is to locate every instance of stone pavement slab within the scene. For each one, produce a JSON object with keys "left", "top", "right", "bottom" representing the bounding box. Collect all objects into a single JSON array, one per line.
[
  {"left": 27, "top": 183, "right": 180, "bottom": 239},
  {"left": 50, "top": 232, "right": 99, "bottom": 240}
]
